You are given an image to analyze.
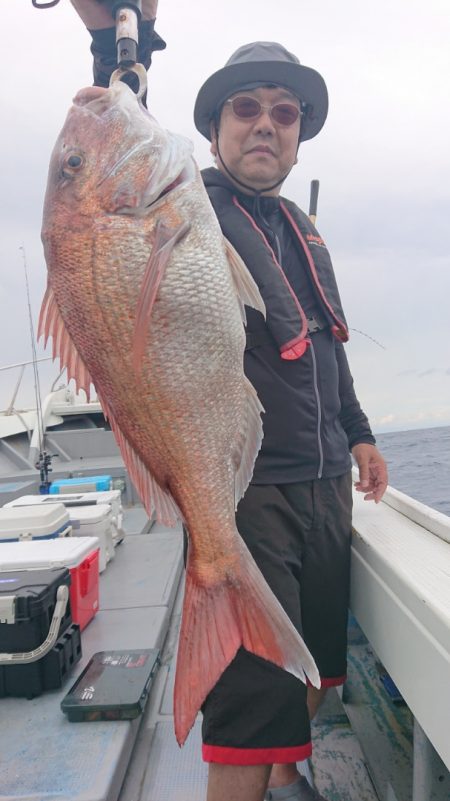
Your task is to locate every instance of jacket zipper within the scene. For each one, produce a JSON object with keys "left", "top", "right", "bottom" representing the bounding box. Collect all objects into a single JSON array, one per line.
[{"left": 309, "top": 339, "right": 324, "bottom": 479}]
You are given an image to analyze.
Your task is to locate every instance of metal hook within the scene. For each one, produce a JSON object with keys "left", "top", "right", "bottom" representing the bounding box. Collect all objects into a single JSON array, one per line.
[
  {"left": 110, "top": 63, "right": 148, "bottom": 100},
  {"left": 32, "top": 0, "right": 61, "bottom": 8}
]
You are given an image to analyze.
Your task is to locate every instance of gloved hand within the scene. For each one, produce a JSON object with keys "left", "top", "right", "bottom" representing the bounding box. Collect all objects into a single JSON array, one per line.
[{"left": 70, "top": 1, "right": 158, "bottom": 29}]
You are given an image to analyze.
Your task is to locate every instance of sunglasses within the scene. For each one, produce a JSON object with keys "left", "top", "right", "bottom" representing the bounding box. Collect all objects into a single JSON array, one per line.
[{"left": 225, "top": 95, "right": 303, "bottom": 127}]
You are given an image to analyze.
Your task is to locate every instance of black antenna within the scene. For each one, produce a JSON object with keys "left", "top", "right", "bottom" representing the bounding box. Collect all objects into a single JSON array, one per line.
[
  {"left": 19, "top": 246, "right": 53, "bottom": 492},
  {"left": 309, "top": 180, "right": 320, "bottom": 225}
]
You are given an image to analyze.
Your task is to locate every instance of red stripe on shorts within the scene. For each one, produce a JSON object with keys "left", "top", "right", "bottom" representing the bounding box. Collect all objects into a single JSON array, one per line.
[
  {"left": 202, "top": 742, "right": 312, "bottom": 765},
  {"left": 307, "top": 674, "right": 347, "bottom": 688}
]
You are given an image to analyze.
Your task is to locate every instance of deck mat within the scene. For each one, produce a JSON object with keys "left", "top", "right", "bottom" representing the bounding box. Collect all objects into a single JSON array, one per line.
[
  {"left": 311, "top": 696, "right": 379, "bottom": 801},
  {"left": 142, "top": 720, "right": 207, "bottom": 801}
]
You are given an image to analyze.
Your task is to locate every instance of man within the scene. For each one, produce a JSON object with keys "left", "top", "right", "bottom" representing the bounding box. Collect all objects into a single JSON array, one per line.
[{"left": 71, "top": 4, "right": 388, "bottom": 801}]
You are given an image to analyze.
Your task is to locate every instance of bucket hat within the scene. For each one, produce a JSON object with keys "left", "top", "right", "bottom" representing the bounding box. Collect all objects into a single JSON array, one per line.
[{"left": 194, "top": 41, "right": 328, "bottom": 142}]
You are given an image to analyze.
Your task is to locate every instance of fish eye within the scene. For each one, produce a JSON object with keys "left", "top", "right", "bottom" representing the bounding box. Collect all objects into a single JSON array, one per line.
[
  {"left": 62, "top": 152, "right": 84, "bottom": 178},
  {"left": 68, "top": 155, "right": 83, "bottom": 168}
]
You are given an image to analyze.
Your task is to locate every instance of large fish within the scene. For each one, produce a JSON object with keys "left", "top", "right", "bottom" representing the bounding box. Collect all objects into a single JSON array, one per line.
[{"left": 39, "top": 72, "right": 320, "bottom": 745}]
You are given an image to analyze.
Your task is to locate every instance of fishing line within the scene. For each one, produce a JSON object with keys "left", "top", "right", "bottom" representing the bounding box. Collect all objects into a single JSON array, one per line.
[
  {"left": 349, "top": 328, "right": 386, "bottom": 350},
  {"left": 19, "top": 245, "right": 45, "bottom": 455}
]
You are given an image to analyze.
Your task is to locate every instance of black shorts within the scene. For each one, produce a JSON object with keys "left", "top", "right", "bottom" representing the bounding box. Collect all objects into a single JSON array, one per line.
[{"left": 201, "top": 473, "right": 353, "bottom": 765}]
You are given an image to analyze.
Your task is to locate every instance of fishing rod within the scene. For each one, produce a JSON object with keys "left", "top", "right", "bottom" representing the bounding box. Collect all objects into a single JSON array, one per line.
[
  {"left": 19, "top": 246, "right": 54, "bottom": 492},
  {"left": 308, "top": 179, "right": 320, "bottom": 226}
]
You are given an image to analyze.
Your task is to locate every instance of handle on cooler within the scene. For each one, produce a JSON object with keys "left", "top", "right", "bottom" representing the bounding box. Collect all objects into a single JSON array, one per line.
[
  {"left": 80, "top": 551, "right": 99, "bottom": 597},
  {"left": 0, "top": 585, "right": 69, "bottom": 665}
]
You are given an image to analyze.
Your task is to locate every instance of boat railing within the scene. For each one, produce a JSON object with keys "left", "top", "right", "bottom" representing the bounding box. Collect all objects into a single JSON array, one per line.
[
  {"left": 0, "top": 359, "right": 101, "bottom": 462},
  {"left": 0, "top": 357, "right": 57, "bottom": 416},
  {"left": 350, "top": 470, "right": 450, "bottom": 796}
]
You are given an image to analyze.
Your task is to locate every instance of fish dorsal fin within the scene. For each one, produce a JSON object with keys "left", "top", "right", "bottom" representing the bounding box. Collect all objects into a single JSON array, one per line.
[
  {"left": 224, "top": 237, "right": 266, "bottom": 325},
  {"left": 234, "top": 377, "right": 264, "bottom": 505},
  {"left": 98, "top": 393, "right": 183, "bottom": 527},
  {"left": 133, "top": 220, "right": 190, "bottom": 372},
  {"left": 38, "top": 283, "right": 93, "bottom": 400}
]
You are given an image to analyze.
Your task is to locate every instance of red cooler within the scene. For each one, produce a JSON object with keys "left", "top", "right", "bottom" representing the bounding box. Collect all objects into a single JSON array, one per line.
[{"left": 0, "top": 538, "right": 99, "bottom": 630}]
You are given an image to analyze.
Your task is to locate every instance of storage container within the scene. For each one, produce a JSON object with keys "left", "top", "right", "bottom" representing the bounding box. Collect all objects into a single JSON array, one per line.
[
  {"left": 0, "top": 505, "right": 71, "bottom": 542},
  {"left": 49, "top": 475, "right": 112, "bottom": 494},
  {"left": 6, "top": 490, "right": 124, "bottom": 548},
  {"left": 68, "top": 505, "right": 114, "bottom": 573},
  {"left": 0, "top": 566, "right": 78, "bottom": 698},
  {"left": 0, "top": 538, "right": 100, "bottom": 631}
]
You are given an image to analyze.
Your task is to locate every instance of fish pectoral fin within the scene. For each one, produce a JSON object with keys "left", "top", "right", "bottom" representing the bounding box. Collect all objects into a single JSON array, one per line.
[
  {"left": 224, "top": 237, "right": 266, "bottom": 324},
  {"left": 133, "top": 219, "right": 191, "bottom": 373},
  {"left": 38, "top": 283, "right": 93, "bottom": 400},
  {"left": 173, "top": 537, "right": 320, "bottom": 747}
]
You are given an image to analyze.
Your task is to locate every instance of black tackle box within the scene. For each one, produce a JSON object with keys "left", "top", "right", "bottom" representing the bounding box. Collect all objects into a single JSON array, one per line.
[
  {"left": 61, "top": 649, "right": 160, "bottom": 721},
  {"left": 0, "top": 567, "right": 81, "bottom": 698}
]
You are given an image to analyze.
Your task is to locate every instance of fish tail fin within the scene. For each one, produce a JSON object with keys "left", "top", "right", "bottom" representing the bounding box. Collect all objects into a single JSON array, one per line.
[{"left": 173, "top": 538, "right": 320, "bottom": 746}]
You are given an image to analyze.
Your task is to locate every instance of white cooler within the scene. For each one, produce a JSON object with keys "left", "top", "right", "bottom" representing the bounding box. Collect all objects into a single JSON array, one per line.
[
  {"left": 0, "top": 537, "right": 100, "bottom": 630},
  {"left": 6, "top": 490, "right": 124, "bottom": 547},
  {"left": 68, "top": 504, "right": 114, "bottom": 573},
  {"left": 0, "top": 505, "right": 71, "bottom": 542},
  {"left": 4, "top": 497, "right": 114, "bottom": 574}
]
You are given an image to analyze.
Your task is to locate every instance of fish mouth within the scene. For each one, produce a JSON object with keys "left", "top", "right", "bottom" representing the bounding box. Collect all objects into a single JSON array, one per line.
[
  {"left": 150, "top": 160, "right": 195, "bottom": 206},
  {"left": 114, "top": 158, "right": 196, "bottom": 216}
]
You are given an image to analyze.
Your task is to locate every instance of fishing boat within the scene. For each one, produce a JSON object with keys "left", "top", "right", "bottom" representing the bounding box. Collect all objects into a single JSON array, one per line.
[{"left": 0, "top": 362, "right": 449, "bottom": 801}]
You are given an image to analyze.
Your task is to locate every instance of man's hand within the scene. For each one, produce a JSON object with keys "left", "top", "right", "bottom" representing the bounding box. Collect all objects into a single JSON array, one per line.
[
  {"left": 70, "top": 1, "right": 158, "bottom": 30},
  {"left": 351, "top": 443, "right": 388, "bottom": 504}
]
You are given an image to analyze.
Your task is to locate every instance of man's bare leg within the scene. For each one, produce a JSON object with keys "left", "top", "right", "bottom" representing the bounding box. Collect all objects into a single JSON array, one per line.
[
  {"left": 306, "top": 686, "right": 328, "bottom": 721},
  {"left": 207, "top": 763, "right": 272, "bottom": 801},
  {"left": 267, "top": 686, "right": 328, "bottom": 789}
]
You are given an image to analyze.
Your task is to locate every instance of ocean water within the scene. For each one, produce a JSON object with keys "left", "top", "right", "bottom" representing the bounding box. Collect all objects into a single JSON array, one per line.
[{"left": 375, "top": 425, "right": 450, "bottom": 517}]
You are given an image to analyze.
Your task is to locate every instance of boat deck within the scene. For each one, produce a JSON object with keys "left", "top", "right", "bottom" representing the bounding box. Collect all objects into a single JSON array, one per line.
[
  {"left": 0, "top": 508, "right": 183, "bottom": 801},
  {"left": 1, "top": 495, "right": 449, "bottom": 801}
]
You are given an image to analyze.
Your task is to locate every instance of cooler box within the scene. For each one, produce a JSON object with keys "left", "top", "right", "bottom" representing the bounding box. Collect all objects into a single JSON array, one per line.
[
  {"left": 0, "top": 538, "right": 100, "bottom": 631},
  {"left": 68, "top": 505, "right": 114, "bottom": 573},
  {"left": 0, "top": 567, "right": 81, "bottom": 698},
  {"left": 5, "top": 497, "right": 114, "bottom": 573},
  {"left": 0, "top": 505, "right": 71, "bottom": 542},
  {"left": 5, "top": 490, "right": 125, "bottom": 548},
  {"left": 49, "top": 475, "right": 112, "bottom": 494}
]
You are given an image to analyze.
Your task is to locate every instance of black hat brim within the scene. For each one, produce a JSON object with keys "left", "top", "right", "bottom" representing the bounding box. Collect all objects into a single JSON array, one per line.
[{"left": 194, "top": 60, "right": 328, "bottom": 142}]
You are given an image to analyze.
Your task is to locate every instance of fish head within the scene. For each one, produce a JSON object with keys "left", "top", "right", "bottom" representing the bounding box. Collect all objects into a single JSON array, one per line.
[{"left": 43, "top": 80, "right": 195, "bottom": 225}]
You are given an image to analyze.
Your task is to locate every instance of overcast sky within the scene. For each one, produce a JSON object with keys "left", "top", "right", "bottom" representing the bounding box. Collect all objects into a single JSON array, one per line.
[{"left": 1, "top": 0, "right": 449, "bottom": 433}]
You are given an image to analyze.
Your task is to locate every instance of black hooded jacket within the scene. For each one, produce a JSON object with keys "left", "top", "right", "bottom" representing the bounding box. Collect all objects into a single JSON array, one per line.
[{"left": 202, "top": 168, "right": 375, "bottom": 484}]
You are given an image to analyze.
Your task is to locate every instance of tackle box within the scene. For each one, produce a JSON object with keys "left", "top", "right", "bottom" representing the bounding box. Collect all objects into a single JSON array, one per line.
[
  {"left": 61, "top": 649, "right": 160, "bottom": 721},
  {"left": 0, "top": 538, "right": 100, "bottom": 631},
  {"left": 0, "top": 505, "right": 71, "bottom": 542},
  {"left": 6, "top": 497, "right": 114, "bottom": 573},
  {"left": 49, "top": 475, "right": 112, "bottom": 494},
  {"left": 6, "top": 490, "right": 125, "bottom": 547},
  {"left": 0, "top": 567, "right": 81, "bottom": 698}
]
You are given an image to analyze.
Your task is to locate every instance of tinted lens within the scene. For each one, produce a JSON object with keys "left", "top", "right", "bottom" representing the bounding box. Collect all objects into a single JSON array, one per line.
[
  {"left": 230, "top": 97, "right": 300, "bottom": 126},
  {"left": 271, "top": 103, "right": 300, "bottom": 126},
  {"left": 231, "top": 96, "right": 262, "bottom": 119}
]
